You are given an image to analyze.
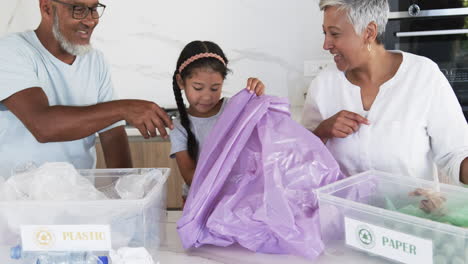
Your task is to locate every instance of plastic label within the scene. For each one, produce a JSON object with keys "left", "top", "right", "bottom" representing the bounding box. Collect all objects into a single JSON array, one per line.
[
  {"left": 21, "top": 225, "right": 111, "bottom": 252},
  {"left": 344, "top": 217, "right": 433, "bottom": 264}
]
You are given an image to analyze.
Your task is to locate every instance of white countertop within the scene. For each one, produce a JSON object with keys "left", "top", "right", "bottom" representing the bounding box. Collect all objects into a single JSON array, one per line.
[
  {"left": 125, "top": 127, "right": 170, "bottom": 138},
  {"left": 157, "top": 211, "right": 389, "bottom": 264}
]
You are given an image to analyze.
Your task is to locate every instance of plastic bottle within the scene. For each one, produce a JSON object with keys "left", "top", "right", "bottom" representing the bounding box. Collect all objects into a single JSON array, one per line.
[
  {"left": 10, "top": 245, "right": 108, "bottom": 264},
  {"left": 10, "top": 245, "right": 44, "bottom": 263}
]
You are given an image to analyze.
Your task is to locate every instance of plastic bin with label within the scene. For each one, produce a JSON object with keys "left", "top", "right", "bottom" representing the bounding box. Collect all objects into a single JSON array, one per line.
[
  {"left": 316, "top": 170, "right": 468, "bottom": 264},
  {"left": 0, "top": 168, "right": 169, "bottom": 262}
]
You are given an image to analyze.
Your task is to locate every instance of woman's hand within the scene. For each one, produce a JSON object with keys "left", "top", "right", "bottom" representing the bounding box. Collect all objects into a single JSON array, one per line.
[
  {"left": 409, "top": 188, "right": 446, "bottom": 215},
  {"left": 246, "top": 78, "right": 265, "bottom": 96},
  {"left": 314, "top": 110, "right": 369, "bottom": 143}
]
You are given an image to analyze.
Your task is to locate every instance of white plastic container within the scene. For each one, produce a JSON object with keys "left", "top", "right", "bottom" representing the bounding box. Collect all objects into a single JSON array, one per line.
[
  {"left": 317, "top": 170, "right": 468, "bottom": 264},
  {"left": 0, "top": 168, "right": 169, "bottom": 262}
]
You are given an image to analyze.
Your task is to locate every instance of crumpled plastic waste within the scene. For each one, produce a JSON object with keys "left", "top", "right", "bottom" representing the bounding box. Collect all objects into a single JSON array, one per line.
[
  {"left": 1, "top": 162, "right": 107, "bottom": 201},
  {"left": 177, "top": 89, "right": 344, "bottom": 259},
  {"left": 0, "top": 163, "right": 108, "bottom": 235},
  {"left": 109, "top": 247, "right": 155, "bottom": 264},
  {"left": 115, "top": 169, "right": 163, "bottom": 199}
]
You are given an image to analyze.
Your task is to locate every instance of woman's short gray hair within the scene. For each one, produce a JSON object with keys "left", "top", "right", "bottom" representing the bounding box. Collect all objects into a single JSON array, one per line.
[{"left": 319, "top": 0, "right": 389, "bottom": 43}]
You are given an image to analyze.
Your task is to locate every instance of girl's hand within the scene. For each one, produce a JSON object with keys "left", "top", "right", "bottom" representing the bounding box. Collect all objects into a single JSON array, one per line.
[{"left": 246, "top": 78, "right": 265, "bottom": 96}]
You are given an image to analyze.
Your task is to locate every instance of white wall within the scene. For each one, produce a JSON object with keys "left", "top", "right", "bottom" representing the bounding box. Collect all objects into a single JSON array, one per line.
[{"left": 0, "top": 0, "right": 332, "bottom": 108}]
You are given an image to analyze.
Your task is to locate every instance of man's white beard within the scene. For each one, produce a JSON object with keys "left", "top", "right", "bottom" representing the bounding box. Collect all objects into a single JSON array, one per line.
[{"left": 52, "top": 12, "right": 92, "bottom": 56}]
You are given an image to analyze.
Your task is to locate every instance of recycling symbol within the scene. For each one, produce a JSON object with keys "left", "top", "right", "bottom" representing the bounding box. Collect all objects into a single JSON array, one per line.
[{"left": 356, "top": 225, "right": 375, "bottom": 249}]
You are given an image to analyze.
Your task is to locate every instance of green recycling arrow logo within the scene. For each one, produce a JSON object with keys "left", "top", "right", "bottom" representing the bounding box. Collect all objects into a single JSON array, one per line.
[{"left": 356, "top": 224, "right": 376, "bottom": 249}]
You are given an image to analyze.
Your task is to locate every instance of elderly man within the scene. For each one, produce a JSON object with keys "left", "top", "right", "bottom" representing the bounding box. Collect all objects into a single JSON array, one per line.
[{"left": 0, "top": 0, "right": 172, "bottom": 177}]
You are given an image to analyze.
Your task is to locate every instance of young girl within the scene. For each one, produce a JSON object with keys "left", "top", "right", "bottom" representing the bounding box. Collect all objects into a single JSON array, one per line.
[{"left": 170, "top": 40, "right": 265, "bottom": 202}]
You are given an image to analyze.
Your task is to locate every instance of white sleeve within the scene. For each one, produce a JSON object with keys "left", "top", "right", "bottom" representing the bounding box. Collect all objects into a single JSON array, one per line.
[
  {"left": 301, "top": 77, "right": 325, "bottom": 132},
  {"left": 427, "top": 68, "right": 468, "bottom": 186}
]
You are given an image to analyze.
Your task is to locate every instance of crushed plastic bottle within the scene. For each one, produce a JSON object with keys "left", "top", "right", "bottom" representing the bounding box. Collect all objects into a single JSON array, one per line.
[{"left": 11, "top": 245, "right": 108, "bottom": 264}]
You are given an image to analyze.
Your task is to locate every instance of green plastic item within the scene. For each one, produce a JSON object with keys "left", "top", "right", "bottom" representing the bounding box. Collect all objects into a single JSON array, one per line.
[{"left": 388, "top": 198, "right": 468, "bottom": 228}]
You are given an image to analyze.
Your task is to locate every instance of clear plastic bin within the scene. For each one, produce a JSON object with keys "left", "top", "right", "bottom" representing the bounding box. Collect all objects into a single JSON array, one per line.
[
  {"left": 317, "top": 170, "right": 468, "bottom": 264},
  {"left": 0, "top": 168, "right": 169, "bottom": 262}
]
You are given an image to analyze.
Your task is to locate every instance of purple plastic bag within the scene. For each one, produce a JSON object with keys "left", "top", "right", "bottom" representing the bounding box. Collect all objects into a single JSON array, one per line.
[{"left": 177, "top": 89, "right": 345, "bottom": 259}]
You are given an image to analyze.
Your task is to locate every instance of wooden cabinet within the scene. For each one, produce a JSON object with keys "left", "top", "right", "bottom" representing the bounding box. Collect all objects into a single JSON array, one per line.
[{"left": 95, "top": 139, "right": 184, "bottom": 209}]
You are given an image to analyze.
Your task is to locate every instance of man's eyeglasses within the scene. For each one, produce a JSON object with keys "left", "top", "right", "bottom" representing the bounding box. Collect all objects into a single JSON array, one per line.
[{"left": 50, "top": 0, "right": 106, "bottom": 20}]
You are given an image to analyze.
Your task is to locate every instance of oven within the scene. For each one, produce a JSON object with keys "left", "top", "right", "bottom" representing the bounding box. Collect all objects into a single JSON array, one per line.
[{"left": 384, "top": 0, "right": 468, "bottom": 121}]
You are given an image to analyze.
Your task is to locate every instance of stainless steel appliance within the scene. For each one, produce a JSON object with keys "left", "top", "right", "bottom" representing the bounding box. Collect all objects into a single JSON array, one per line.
[{"left": 384, "top": 1, "right": 468, "bottom": 121}]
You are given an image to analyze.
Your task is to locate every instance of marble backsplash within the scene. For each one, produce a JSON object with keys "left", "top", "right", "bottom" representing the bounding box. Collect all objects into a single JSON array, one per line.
[{"left": 0, "top": 0, "right": 331, "bottom": 108}]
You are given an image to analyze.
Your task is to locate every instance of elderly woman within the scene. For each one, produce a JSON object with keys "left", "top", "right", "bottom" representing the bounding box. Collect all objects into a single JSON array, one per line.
[{"left": 301, "top": 0, "right": 468, "bottom": 185}]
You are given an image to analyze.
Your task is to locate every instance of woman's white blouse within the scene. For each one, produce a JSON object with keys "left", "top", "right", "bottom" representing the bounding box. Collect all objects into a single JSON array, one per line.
[{"left": 301, "top": 51, "right": 468, "bottom": 185}]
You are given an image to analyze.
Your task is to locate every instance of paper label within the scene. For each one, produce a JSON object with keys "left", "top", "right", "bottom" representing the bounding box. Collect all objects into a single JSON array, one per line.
[{"left": 344, "top": 217, "right": 433, "bottom": 264}]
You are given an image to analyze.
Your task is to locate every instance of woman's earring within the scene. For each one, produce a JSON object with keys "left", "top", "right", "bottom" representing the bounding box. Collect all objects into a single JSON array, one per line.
[{"left": 367, "top": 43, "right": 372, "bottom": 52}]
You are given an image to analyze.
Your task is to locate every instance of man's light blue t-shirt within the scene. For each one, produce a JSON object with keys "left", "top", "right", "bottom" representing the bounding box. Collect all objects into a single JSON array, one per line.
[{"left": 0, "top": 31, "right": 122, "bottom": 177}]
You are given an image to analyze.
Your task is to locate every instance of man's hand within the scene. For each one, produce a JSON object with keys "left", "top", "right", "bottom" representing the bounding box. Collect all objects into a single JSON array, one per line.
[
  {"left": 314, "top": 110, "right": 370, "bottom": 143},
  {"left": 2, "top": 87, "right": 174, "bottom": 142},
  {"left": 119, "top": 100, "right": 173, "bottom": 139}
]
